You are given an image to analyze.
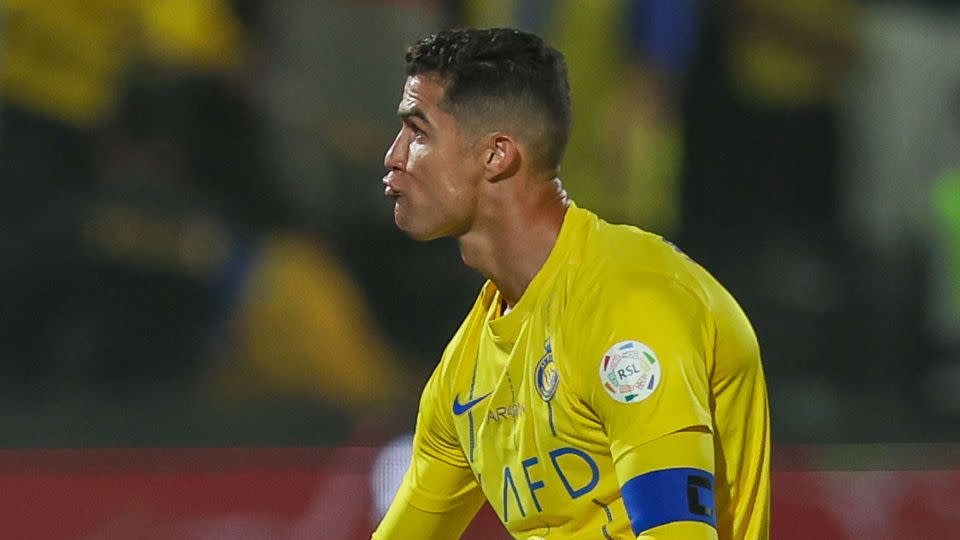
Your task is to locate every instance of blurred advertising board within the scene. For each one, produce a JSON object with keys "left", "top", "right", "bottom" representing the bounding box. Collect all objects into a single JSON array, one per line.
[{"left": 0, "top": 445, "right": 957, "bottom": 539}]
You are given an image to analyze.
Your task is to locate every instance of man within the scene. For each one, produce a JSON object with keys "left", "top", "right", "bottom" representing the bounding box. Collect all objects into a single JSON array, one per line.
[{"left": 373, "top": 28, "right": 770, "bottom": 540}]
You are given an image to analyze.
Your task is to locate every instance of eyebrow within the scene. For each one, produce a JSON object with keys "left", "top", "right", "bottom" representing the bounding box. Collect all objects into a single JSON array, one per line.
[{"left": 398, "top": 107, "right": 431, "bottom": 126}]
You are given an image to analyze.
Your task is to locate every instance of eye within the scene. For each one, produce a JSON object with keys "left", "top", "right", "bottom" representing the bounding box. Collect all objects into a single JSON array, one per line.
[{"left": 403, "top": 118, "right": 426, "bottom": 140}]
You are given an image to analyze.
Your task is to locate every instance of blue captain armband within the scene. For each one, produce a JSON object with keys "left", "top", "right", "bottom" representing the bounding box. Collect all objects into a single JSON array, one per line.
[{"left": 621, "top": 468, "right": 717, "bottom": 535}]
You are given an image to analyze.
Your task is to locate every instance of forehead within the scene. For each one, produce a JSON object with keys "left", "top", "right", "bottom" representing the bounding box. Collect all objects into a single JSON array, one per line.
[{"left": 398, "top": 74, "right": 447, "bottom": 114}]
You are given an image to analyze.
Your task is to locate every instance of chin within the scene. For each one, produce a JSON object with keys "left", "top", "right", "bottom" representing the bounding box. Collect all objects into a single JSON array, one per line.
[
  {"left": 394, "top": 213, "right": 433, "bottom": 241},
  {"left": 394, "top": 205, "right": 454, "bottom": 242},
  {"left": 400, "top": 225, "right": 443, "bottom": 242},
  {"left": 396, "top": 218, "right": 447, "bottom": 242}
]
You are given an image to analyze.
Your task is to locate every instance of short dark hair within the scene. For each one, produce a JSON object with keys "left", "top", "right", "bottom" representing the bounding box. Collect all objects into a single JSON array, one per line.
[{"left": 405, "top": 28, "right": 571, "bottom": 173}]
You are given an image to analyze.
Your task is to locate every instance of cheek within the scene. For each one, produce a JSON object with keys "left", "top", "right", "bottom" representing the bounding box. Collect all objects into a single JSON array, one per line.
[
  {"left": 408, "top": 144, "right": 451, "bottom": 190},
  {"left": 406, "top": 142, "right": 472, "bottom": 202},
  {"left": 407, "top": 140, "right": 429, "bottom": 169}
]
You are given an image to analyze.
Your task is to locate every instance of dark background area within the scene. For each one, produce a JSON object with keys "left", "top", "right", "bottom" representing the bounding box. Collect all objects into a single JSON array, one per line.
[{"left": 0, "top": 0, "right": 959, "bottom": 451}]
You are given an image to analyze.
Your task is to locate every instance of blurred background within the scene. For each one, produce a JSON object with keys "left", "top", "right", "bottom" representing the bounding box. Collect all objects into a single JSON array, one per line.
[{"left": 0, "top": 0, "right": 958, "bottom": 538}]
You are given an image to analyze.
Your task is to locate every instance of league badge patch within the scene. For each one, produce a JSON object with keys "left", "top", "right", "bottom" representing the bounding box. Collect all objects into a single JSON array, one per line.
[
  {"left": 599, "top": 340, "right": 661, "bottom": 403},
  {"left": 535, "top": 339, "right": 559, "bottom": 401}
]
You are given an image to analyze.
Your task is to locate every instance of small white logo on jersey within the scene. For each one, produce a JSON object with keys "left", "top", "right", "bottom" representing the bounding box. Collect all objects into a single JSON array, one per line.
[{"left": 599, "top": 340, "right": 661, "bottom": 403}]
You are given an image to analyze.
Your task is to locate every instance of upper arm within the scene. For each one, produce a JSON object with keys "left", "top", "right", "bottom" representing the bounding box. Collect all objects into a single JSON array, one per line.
[
  {"left": 616, "top": 430, "right": 718, "bottom": 538},
  {"left": 563, "top": 273, "right": 719, "bottom": 537},
  {"left": 564, "top": 272, "right": 713, "bottom": 461}
]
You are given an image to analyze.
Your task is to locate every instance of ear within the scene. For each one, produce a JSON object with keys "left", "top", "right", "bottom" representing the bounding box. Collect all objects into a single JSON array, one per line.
[{"left": 482, "top": 134, "right": 520, "bottom": 182}]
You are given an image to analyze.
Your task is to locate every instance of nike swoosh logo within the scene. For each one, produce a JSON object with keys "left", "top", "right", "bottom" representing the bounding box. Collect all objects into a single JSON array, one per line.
[{"left": 452, "top": 392, "right": 492, "bottom": 415}]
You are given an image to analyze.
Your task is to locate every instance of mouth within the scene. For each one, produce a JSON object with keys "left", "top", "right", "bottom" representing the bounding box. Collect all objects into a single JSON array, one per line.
[{"left": 382, "top": 175, "right": 401, "bottom": 199}]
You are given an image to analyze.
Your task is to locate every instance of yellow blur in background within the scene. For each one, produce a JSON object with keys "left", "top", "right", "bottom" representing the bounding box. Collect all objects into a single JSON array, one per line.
[{"left": 1, "top": 0, "right": 243, "bottom": 127}]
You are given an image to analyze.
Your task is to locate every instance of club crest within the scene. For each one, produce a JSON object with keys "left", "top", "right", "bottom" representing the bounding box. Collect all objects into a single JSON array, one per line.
[{"left": 535, "top": 339, "right": 559, "bottom": 401}]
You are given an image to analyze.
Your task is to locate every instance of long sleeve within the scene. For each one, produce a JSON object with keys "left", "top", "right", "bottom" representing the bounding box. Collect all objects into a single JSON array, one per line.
[{"left": 372, "top": 363, "right": 486, "bottom": 538}]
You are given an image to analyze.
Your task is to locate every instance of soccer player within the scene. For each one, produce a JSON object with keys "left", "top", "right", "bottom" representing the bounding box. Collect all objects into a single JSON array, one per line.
[{"left": 372, "top": 28, "right": 770, "bottom": 540}]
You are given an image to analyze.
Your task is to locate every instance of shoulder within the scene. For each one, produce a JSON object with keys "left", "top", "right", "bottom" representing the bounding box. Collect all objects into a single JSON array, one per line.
[
  {"left": 555, "top": 211, "right": 713, "bottom": 376},
  {"left": 568, "top": 208, "right": 708, "bottom": 309},
  {"left": 558, "top": 267, "right": 709, "bottom": 362}
]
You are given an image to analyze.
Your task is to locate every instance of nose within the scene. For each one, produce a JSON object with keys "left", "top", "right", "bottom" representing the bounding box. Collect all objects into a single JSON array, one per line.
[{"left": 384, "top": 129, "right": 406, "bottom": 172}]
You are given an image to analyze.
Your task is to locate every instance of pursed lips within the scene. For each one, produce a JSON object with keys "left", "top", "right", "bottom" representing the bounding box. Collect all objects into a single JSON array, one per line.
[{"left": 382, "top": 174, "right": 401, "bottom": 198}]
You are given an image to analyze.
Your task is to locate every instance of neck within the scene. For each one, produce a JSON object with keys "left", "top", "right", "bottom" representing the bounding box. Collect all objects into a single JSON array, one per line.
[{"left": 458, "top": 176, "right": 569, "bottom": 307}]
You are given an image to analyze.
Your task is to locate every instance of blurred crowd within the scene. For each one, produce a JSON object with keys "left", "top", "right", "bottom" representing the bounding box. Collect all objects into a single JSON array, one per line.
[{"left": 0, "top": 0, "right": 958, "bottom": 447}]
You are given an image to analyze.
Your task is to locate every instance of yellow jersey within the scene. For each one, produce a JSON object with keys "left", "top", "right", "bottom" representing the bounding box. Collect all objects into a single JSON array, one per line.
[{"left": 374, "top": 204, "right": 770, "bottom": 539}]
